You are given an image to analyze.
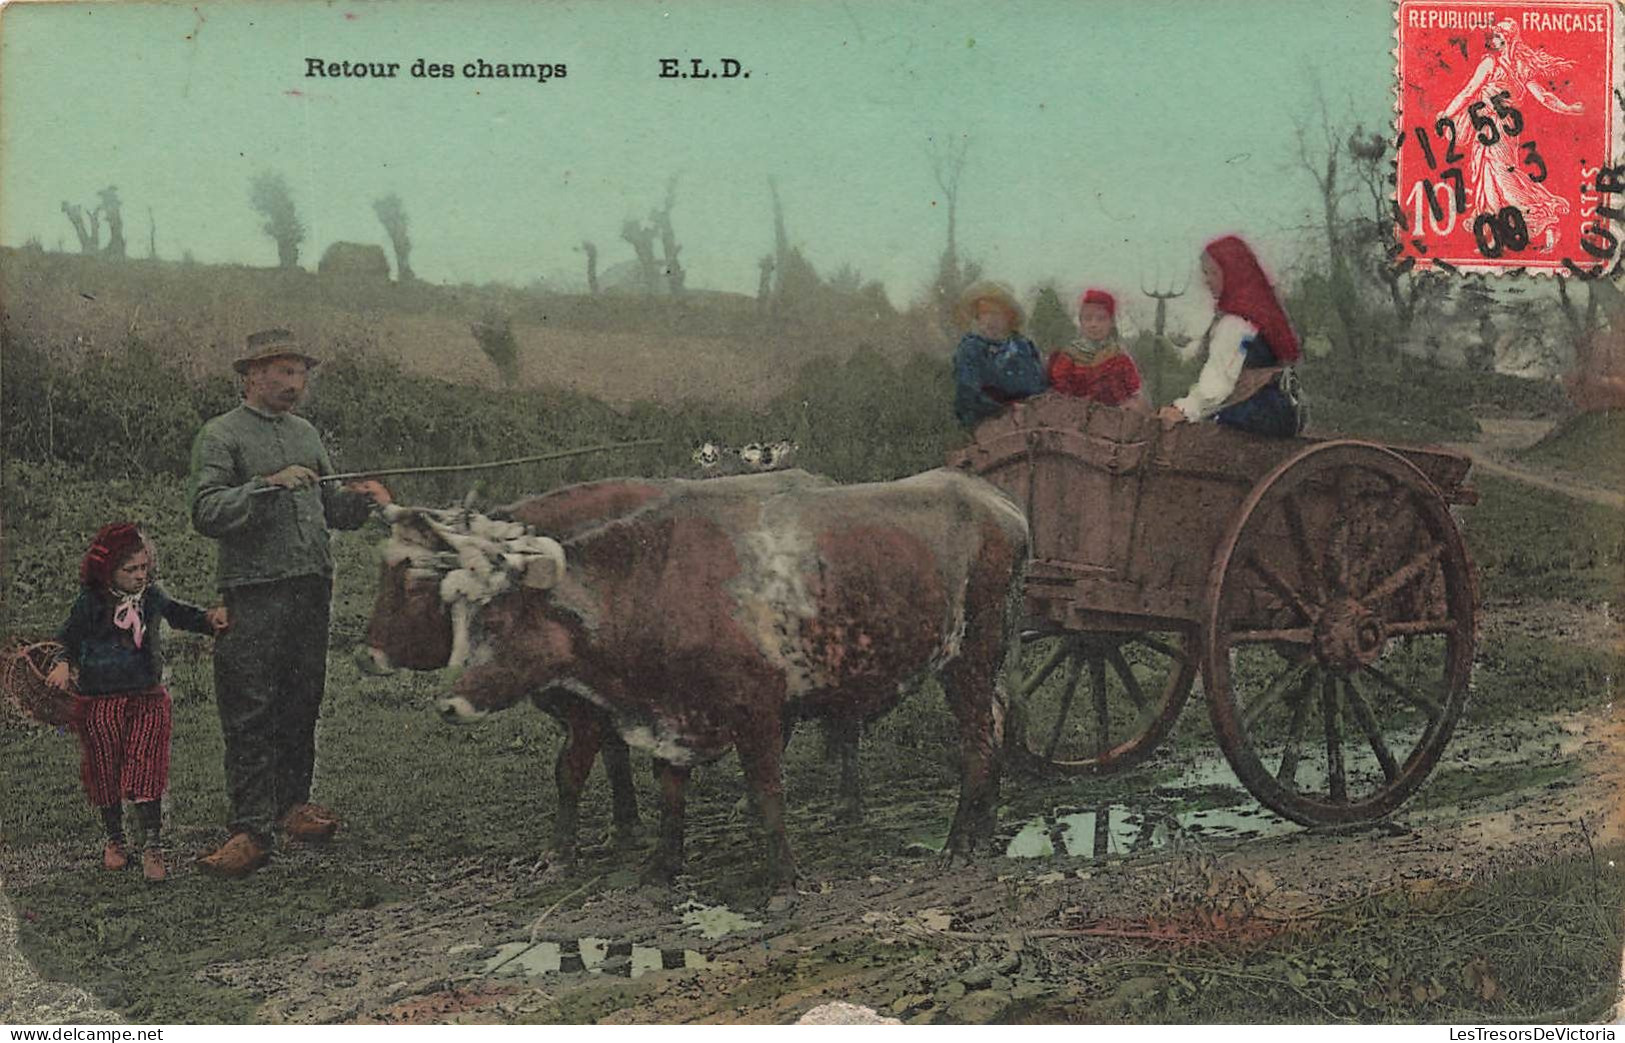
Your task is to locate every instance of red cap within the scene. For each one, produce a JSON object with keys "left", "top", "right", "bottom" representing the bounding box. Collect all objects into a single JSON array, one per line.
[
  {"left": 1078, "top": 289, "right": 1116, "bottom": 320},
  {"left": 80, "top": 523, "right": 145, "bottom": 588}
]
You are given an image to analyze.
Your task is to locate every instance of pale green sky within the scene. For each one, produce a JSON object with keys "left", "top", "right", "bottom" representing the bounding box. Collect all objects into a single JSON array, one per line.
[{"left": 1, "top": 0, "right": 1393, "bottom": 330}]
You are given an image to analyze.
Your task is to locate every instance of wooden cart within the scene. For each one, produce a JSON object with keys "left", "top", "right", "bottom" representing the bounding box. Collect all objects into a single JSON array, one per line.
[{"left": 948, "top": 394, "right": 1479, "bottom": 827}]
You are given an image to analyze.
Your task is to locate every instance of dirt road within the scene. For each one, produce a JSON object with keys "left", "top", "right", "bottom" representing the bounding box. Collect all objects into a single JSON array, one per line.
[{"left": 1445, "top": 418, "right": 1623, "bottom": 510}]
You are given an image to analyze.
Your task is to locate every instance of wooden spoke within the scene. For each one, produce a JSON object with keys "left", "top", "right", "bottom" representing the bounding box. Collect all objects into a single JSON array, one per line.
[
  {"left": 1362, "top": 543, "right": 1445, "bottom": 605},
  {"left": 1090, "top": 656, "right": 1111, "bottom": 758},
  {"left": 1385, "top": 619, "right": 1461, "bottom": 637},
  {"left": 1042, "top": 653, "right": 1085, "bottom": 761},
  {"left": 1283, "top": 492, "right": 1324, "bottom": 603},
  {"left": 1322, "top": 672, "right": 1347, "bottom": 803},
  {"left": 1276, "top": 668, "right": 1317, "bottom": 787},
  {"left": 1242, "top": 658, "right": 1316, "bottom": 735},
  {"left": 1131, "top": 635, "right": 1190, "bottom": 664},
  {"left": 1243, "top": 552, "right": 1319, "bottom": 623},
  {"left": 1093, "top": 804, "right": 1111, "bottom": 858},
  {"left": 1362, "top": 663, "right": 1444, "bottom": 722},
  {"left": 1329, "top": 470, "right": 1359, "bottom": 594},
  {"left": 1018, "top": 640, "right": 1071, "bottom": 698},
  {"left": 1228, "top": 627, "right": 1313, "bottom": 646},
  {"left": 1341, "top": 677, "right": 1399, "bottom": 782},
  {"left": 1105, "top": 647, "right": 1148, "bottom": 713}
]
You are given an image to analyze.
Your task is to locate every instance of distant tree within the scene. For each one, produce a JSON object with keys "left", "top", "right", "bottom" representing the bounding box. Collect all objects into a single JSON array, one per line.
[
  {"left": 1346, "top": 127, "right": 1446, "bottom": 343},
  {"left": 764, "top": 177, "right": 823, "bottom": 319},
  {"left": 61, "top": 201, "right": 98, "bottom": 254},
  {"left": 1028, "top": 284, "right": 1074, "bottom": 353},
  {"left": 827, "top": 263, "right": 863, "bottom": 295},
  {"left": 372, "top": 193, "right": 414, "bottom": 282},
  {"left": 620, "top": 218, "right": 660, "bottom": 294},
  {"left": 1294, "top": 95, "right": 1365, "bottom": 370},
  {"left": 249, "top": 171, "right": 306, "bottom": 269},
  {"left": 146, "top": 206, "right": 157, "bottom": 260},
  {"left": 1457, "top": 276, "right": 1499, "bottom": 372},
  {"left": 97, "top": 186, "right": 125, "bottom": 259},
  {"left": 756, "top": 255, "right": 775, "bottom": 312},
  {"left": 650, "top": 175, "right": 685, "bottom": 296},
  {"left": 927, "top": 134, "right": 972, "bottom": 330},
  {"left": 580, "top": 240, "right": 600, "bottom": 295}
]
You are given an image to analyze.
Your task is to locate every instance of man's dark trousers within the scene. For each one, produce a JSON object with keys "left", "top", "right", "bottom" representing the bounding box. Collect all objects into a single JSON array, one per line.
[{"left": 214, "top": 574, "right": 333, "bottom": 844}]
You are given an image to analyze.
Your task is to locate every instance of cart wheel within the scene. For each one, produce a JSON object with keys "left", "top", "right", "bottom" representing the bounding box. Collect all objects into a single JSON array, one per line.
[
  {"left": 1007, "top": 628, "right": 1198, "bottom": 776},
  {"left": 1203, "top": 441, "right": 1476, "bottom": 826}
]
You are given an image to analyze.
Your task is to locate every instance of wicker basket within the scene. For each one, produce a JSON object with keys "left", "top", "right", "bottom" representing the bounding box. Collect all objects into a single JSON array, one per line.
[{"left": 1, "top": 639, "right": 81, "bottom": 728}]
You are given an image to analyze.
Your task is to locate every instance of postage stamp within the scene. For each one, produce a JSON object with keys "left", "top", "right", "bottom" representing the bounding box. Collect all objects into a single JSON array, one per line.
[{"left": 1394, "top": 0, "right": 1621, "bottom": 273}]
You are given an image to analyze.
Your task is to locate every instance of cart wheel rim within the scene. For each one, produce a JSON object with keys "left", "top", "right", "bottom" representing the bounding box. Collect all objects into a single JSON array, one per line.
[
  {"left": 1007, "top": 629, "right": 1198, "bottom": 777},
  {"left": 1201, "top": 440, "right": 1476, "bottom": 825}
]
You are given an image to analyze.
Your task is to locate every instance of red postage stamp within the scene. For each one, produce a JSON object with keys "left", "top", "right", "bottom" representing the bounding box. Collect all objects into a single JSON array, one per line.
[{"left": 1394, "top": 0, "right": 1621, "bottom": 274}]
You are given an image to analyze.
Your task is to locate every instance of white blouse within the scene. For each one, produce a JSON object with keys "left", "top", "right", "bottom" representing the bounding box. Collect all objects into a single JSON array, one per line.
[{"left": 1174, "top": 314, "right": 1256, "bottom": 422}]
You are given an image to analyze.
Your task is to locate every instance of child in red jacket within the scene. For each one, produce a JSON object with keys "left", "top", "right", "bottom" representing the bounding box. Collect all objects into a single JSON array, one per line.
[{"left": 1046, "top": 289, "right": 1148, "bottom": 411}]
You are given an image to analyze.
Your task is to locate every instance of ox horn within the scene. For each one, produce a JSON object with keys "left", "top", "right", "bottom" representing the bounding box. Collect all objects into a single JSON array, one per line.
[{"left": 521, "top": 537, "right": 567, "bottom": 590}]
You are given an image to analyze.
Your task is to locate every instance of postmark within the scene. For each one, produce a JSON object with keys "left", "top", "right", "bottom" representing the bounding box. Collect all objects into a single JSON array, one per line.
[{"left": 1394, "top": 0, "right": 1622, "bottom": 274}]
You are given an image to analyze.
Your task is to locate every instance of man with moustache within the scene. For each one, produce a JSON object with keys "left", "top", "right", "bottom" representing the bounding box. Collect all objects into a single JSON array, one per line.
[{"left": 188, "top": 329, "right": 391, "bottom": 877}]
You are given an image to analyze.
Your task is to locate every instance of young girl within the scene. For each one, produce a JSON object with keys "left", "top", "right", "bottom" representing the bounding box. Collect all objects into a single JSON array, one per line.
[
  {"left": 1046, "top": 289, "right": 1148, "bottom": 411},
  {"left": 49, "top": 523, "right": 227, "bottom": 882},
  {"left": 952, "top": 281, "right": 1049, "bottom": 428},
  {"left": 1159, "top": 236, "right": 1305, "bottom": 437}
]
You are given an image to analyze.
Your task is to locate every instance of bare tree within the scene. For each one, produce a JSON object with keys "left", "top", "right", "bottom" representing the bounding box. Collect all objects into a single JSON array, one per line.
[
  {"left": 1345, "top": 128, "right": 1446, "bottom": 343},
  {"left": 756, "top": 254, "right": 775, "bottom": 312},
  {"left": 146, "top": 206, "right": 157, "bottom": 260},
  {"left": 650, "top": 175, "right": 685, "bottom": 296},
  {"left": 581, "top": 240, "right": 600, "bottom": 295},
  {"left": 1294, "top": 91, "right": 1365, "bottom": 368},
  {"left": 61, "top": 201, "right": 98, "bottom": 254},
  {"left": 762, "top": 176, "right": 822, "bottom": 319},
  {"left": 97, "top": 186, "right": 125, "bottom": 259},
  {"left": 927, "top": 134, "right": 972, "bottom": 326},
  {"left": 620, "top": 219, "right": 660, "bottom": 294},
  {"left": 249, "top": 171, "right": 306, "bottom": 269},
  {"left": 372, "top": 193, "right": 414, "bottom": 281}
]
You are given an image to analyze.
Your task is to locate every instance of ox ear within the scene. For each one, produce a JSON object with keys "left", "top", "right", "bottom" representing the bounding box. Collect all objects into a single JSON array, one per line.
[{"left": 521, "top": 537, "right": 567, "bottom": 590}]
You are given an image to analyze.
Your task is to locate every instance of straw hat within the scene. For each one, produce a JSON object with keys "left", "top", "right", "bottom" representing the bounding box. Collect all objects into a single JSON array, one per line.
[
  {"left": 233, "top": 328, "right": 321, "bottom": 375},
  {"left": 955, "top": 281, "right": 1025, "bottom": 330}
]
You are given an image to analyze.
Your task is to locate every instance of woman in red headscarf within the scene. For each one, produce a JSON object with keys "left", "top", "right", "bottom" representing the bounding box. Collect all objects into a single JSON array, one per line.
[
  {"left": 1158, "top": 236, "right": 1305, "bottom": 437},
  {"left": 1046, "top": 289, "right": 1148, "bottom": 411}
]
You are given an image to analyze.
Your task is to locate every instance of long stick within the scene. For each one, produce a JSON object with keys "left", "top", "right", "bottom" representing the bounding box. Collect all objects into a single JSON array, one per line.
[{"left": 251, "top": 439, "right": 663, "bottom": 493}]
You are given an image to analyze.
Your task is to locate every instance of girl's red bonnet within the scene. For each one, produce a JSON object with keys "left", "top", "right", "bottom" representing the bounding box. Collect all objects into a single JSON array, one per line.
[{"left": 80, "top": 523, "right": 146, "bottom": 588}]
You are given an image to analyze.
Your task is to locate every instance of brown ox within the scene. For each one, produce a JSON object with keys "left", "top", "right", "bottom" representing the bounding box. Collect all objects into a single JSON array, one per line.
[{"left": 366, "top": 469, "right": 1028, "bottom": 899}]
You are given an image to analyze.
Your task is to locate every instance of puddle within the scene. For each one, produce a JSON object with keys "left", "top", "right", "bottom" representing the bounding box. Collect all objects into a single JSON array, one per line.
[
  {"left": 481, "top": 938, "right": 709, "bottom": 979},
  {"left": 676, "top": 899, "right": 763, "bottom": 939},
  {"left": 1004, "top": 802, "right": 1295, "bottom": 859}
]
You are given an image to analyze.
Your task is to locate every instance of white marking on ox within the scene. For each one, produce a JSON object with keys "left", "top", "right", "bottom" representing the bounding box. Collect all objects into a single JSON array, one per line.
[
  {"left": 727, "top": 516, "right": 824, "bottom": 696},
  {"left": 543, "top": 678, "right": 703, "bottom": 765},
  {"left": 438, "top": 695, "right": 486, "bottom": 723}
]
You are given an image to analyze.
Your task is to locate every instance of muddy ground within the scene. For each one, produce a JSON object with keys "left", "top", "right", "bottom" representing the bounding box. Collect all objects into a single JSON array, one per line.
[
  {"left": 203, "top": 708, "right": 1625, "bottom": 1024},
  {"left": 7, "top": 603, "right": 1615, "bottom": 1026}
]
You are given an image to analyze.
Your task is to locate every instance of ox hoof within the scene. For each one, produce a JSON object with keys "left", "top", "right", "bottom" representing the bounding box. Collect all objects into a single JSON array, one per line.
[
  {"left": 764, "top": 887, "right": 799, "bottom": 914},
  {"left": 611, "top": 825, "right": 646, "bottom": 851},
  {"left": 638, "top": 859, "right": 682, "bottom": 887}
]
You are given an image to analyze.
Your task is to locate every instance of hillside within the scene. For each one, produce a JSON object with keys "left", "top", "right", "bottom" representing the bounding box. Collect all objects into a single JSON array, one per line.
[{"left": 0, "top": 248, "right": 940, "bottom": 410}]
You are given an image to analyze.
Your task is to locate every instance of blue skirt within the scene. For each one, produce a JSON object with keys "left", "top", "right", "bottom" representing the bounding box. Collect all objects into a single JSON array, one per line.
[{"left": 1215, "top": 385, "right": 1299, "bottom": 438}]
